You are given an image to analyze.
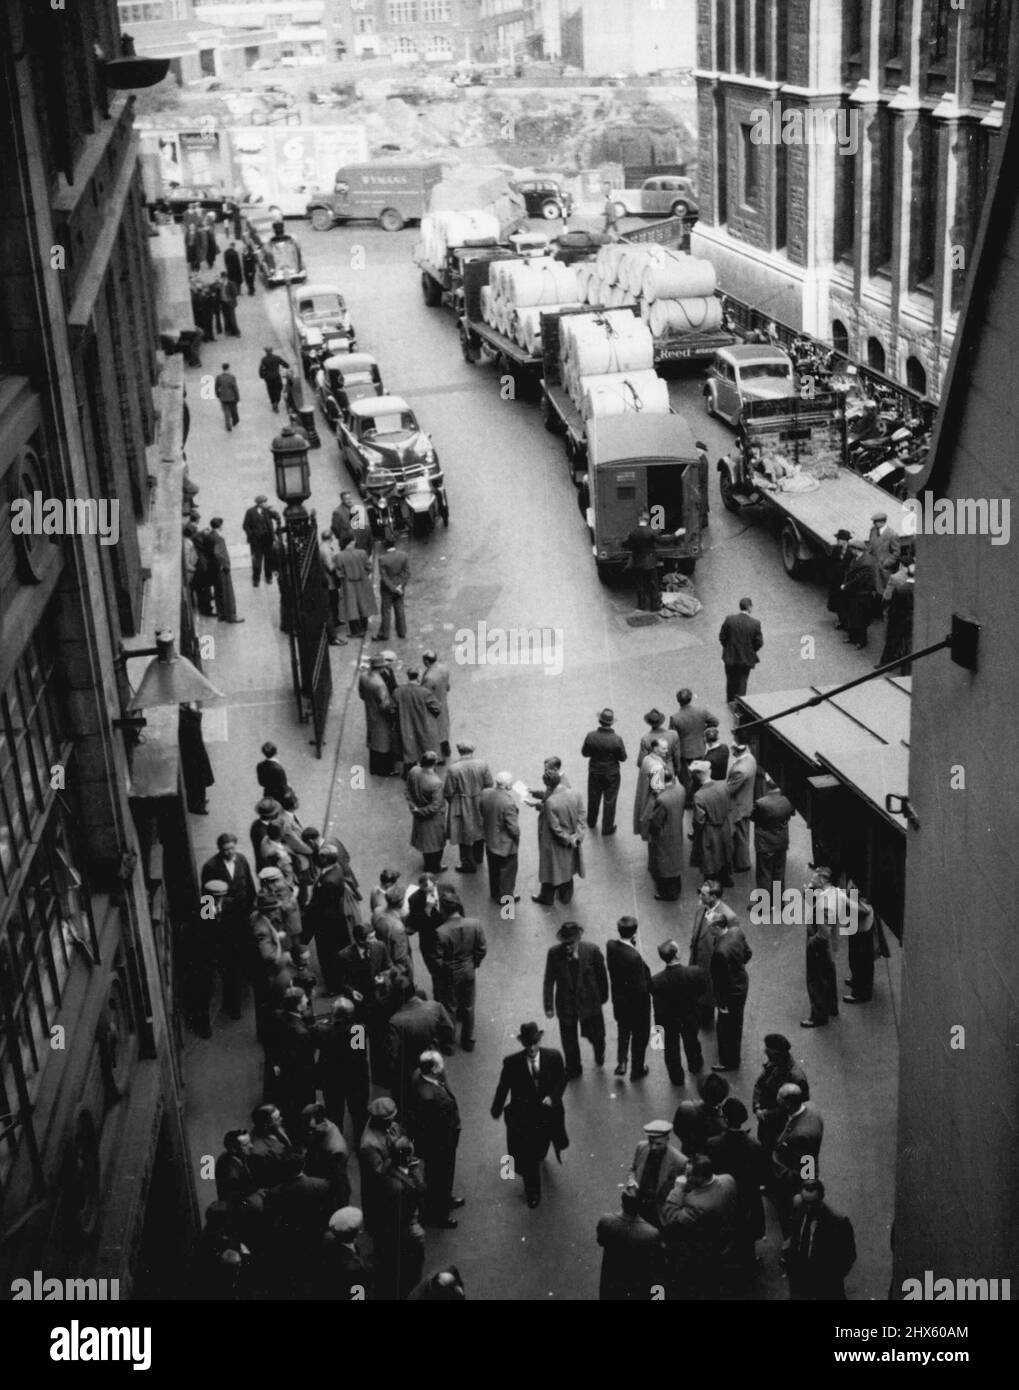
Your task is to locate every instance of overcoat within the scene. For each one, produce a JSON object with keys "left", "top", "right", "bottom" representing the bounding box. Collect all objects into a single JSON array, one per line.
[
  {"left": 690, "top": 780, "right": 734, "bottom": 877},
  {"left": 443, "top": 756, "right": 493, "bottom": 844},
  {"left": 633, "top": 752, "right": 667, "bottom": 838},
  {"left": 406, "top": 766, "right": 446, "bottom": 854},
  {"left": 394, "top": 682, "right": 442, "bottom": 762},
  {"left": 337, "top": 544, "right": 377, "bottom": 621},
  {"left": 537, "top": 783, "right": 585, "bottom": 883},
  {"left": 421, "top": 662, "right": 451, "bottom": 745},
  {"left": 359, "top": 669, "right": 395, "bottom": 754},
  {"left": 647, "top": 781, "right": 687, "bottom": 878},
  {"left": 490, "top": 1047, "right": 569, "bottom": 1165}
]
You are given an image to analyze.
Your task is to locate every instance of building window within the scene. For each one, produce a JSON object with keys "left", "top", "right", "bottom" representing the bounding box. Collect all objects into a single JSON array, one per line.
[
  {"left": 844, "top": 0, "right": 864, "bottom": 57},
  {"left": 905, "top": 356, "right": 927, "bottom": 394},
  {"left": 888, "top": 0, "right": 907, "bottom": 59},
  {"left": 389, "top": 1, "right": 417, "bottom": 22},
  {"left": 832, "top": 319, "right": 850, "bottom": 355},
  {"left": 740, "top": 123, "right": 760, "bottom": 209},
  {"left": 394, "top": 35, "right": 417, "bottom": 54},
  {"left": 715, "top": 0, "right": 729, "bottom": 69},
  {"left": 753, "top": 0, "right": 768, "bottom": 76},
  {"left": 734, "top": 0, "right": 749, "bottom": 73},
  {"left": 867, "top": 337, "right": 886, "bottom": 372},
  {"left": 834, "top": 120, "right": 857, "bottom": 262},
  {"left": 870, "top": 106, "right": 895, "bottom": 275},
  {"left": 426, "top": 34, "right": 453, "bottom": 57},
  {"left": 774, "top": 141, "right": 787, "bottom": 251},
  {"left": 357, "top": 17, "right": 376, "bottom": 33},
  {"left": 982, "top": 0, "right": 1005, "bottom": 67},
  {"left": 909, "top": 114, "right": 938, "bottom": 289},
  {"left": 421, "top": 0, "right": 452, "bottom": 20},
  {"left": 775, "top": 0, "right": 788, "bottom": 81},
  {"left": 929, "top": 0, "right": 951, "bottom": 62}
]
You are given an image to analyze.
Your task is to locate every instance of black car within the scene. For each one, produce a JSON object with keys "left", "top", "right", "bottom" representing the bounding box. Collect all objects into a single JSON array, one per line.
[{"left": 510, "top": 178, "right": 573, "bottom": 221}]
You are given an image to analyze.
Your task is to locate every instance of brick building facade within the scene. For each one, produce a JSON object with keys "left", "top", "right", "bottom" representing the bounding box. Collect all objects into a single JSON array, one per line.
[
  {"left": 692, "top": 0, "right": 1016, "bottom": 399},
  {"left": 0, "top": 0, "right": 199, "bottom": 1295}
]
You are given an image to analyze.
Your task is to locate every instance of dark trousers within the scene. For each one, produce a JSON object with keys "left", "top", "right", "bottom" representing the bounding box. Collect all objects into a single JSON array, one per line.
[
  {"left": 369, "top": 749, "right": 394, "bottom": 776},
  {"left": 615, "top": 999, "right": 651, "bottom": 1073},
  {"left": 806, "top": 937, "right": 838, "bottom": 1022},
  {"left": 486, "top": 847, "right": 518, "bottom": 901},
  {"left": 222, "top": 303, "right": 240, "bottom": 335},
  {"left": 715, "top": 996, "right": 746, "bottom": 1068},
  {"left": 536, "top": 880, "right": 574, "bottom": 905},
  {"left": 755, "top": 846, "right": 788, "bottom": 892},
  {"left": 587, "top": 770, "right": 620, "bottom": 832},
  {"left": 847, "top": 929, "right": 874, "bottom": 1001},
  {"left": 662, "top": 1017, "right": 703, "bottom": 1083},
  {"left": 456, "top": 838, "right": 485, "bottom": 871},
  {"left": 517, "top": 1155, "right": 542, "bottom": 1202},
  {"left": 220, "top": 399, "right": 239, "bottom": 430},
  {"left": 423, "top": 849, "right": 445, "bottom": 873},
  {"left": 213, "top": 569, "right": 238, "bottom": 620},
  {"left": 244, "top": 269, "right": 257, "bottom": 294},
  {"left": 634, "top": 568, "right": 659, "bottom": 612},
  {"left": 325, "top": 585, "right": 342, "bottom": 638},
  {"left": 724, "top": 662, "right": 751, "bottom": 703},
  {"left": 192, "top": 576, "right": 215, "bottom": 615},
  {"left": 443, "top": 972, "right": 476, "bottom": 1047},
  {"left": 265, "top": 379, "right": 283, "bottom": 409},
  {"left": 377, "top": 588, "right": 406, "bottom": 640},
  {"left": 652, "top": 873, "right": 682, "bottom": 901},
  {"left": 559, "top": 1012, "right": 605, "bottom": 1075},
  {"left": 249, "top": 537, "right": 276, "bottom": 584},
  {"left": 323, "top": 1069, "right": 369, "bottom": 1143},
  {"left": 420, "top": 1138, "right": 458, "bottom": 1219}
]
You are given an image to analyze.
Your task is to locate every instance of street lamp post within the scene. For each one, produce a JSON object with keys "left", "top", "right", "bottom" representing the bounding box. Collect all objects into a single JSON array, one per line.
[{"left": 272, "top": 426, "right": 313, "bottom": 714}]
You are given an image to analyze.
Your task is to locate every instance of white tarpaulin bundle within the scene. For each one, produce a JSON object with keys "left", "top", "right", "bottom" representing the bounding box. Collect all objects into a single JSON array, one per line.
[
  {"left": 501, "top": 260, "right": 582, "bottom": 308},
  {"left": 420, "top": 210, "right": 501, "bottom": 266},
  {"left": 640, "top": 254, "right": 717, "bottom": 302},
  {"left": 582, "top": 373, "right": 671, "bottom": 419},
  {"left": 647, "top": 296, "right": 725, "bottom": 337}
]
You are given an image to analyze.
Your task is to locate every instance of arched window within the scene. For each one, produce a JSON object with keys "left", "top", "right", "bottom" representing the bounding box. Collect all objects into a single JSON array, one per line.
[
  {"left": 427, "top": 34, "right": 452, "bottom": 58},
  {"left": 832, "top": 319, "right": 850, "bottom": 356},
  {"left": 867, "top": 337, "right": 886, "bottom": 373},
  {"left": 905, "top": 355, "right": 927, "bottom": 395}
]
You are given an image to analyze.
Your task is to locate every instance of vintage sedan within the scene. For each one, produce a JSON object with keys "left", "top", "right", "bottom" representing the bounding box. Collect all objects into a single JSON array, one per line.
[
  {"left": 294, "top": 283, "right": 356, "bottom": 374},
  {"left": 704, "top": 344, "right": 797, "bottom": 428},
  {"left": 337, "top": 394, "right": 441, "bottom": 492},
  {"left": 314, "top": 353, "right": 384, "bottom": 431},
  {"left": 609, "top": 175, "right": 700, "bottom": 221},
  {"left": 510, "top": 178, "right": 573, "bottom": 221},
  {"left": 243, "top": 213, "right": 306, "bottom": 288}
]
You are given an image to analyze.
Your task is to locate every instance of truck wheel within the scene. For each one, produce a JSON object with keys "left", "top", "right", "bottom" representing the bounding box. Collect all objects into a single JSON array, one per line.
[
  {"left": 613, "top": 202, "right": 628, "bottom": 221},
  {"left": 379, "top": 208, "right": 404, "bottom": 233},
  {"left": 718, "top": 468, "right": 740, "bottom": 514},
  {"left": 421, "top": 272, "right": 441, "bottom": 306},
  {"left": 540, "top": 199, "right": 561, "bottom": 220},
  {"left": 576, "top": 479, "right": 590, "bottom": 518},
  {"left": 595, "top": 560, "right": 615, "bottom": 585},
  {"left": 309, "top": 207, "right": 333, "bottom": 232},
  {"left": 781, "top": 523, "right": 808, "bottom": 579},
  {"left": 541, "top": 394, "right": 563, "bottom": 434}
]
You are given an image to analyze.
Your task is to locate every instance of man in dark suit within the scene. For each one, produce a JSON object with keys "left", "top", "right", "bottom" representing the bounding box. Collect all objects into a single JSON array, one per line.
[
  {"left": 624, "top": 510, "right": 660, "bottom": 612},
  {"left": 214, "top": 1129, "right": 261, "bottom": 1203},
  {"left": 314, "top": 995, "right": 369, "bottom": 1140},
  {"left": 405, "top": 873, "right": 443, "bottom": 997},
  {"left": 303, "top": 843, "right": 354, "bottom": 994},
  {"left": 649, "top": 940, "right": 706, "bottom": 1085},
  {"left": 595, "top": 1189, "right": 663, "bottom": 1299},
  {"left": 580, "top": 707, "right": 628, "bottom": 835},
  {"left": 337, "top": 922, "right": 397, "bottom": 1082},
  {"left": 434, "top": 891, "right": 487, "bottom": 1052},
  {"left": 318, "top": 1207, "right": 373, "bottom": 1300},
  {"left": 407, "top": 1051, "right": 464, "bottom": 1228},
  {"left": 202, "top": 832, "right": 256, "bottom": 920},
  {"left": 606, "top": 915, "right": 651, "bottom": 1079},
  {"left": 208, "top": 516, "right": 244, "bottom": 622},
  {"left": 261, "top": 1151, "right": 332, "bottom": 1294},
  {"left": 625, "top": 1119, "right": 686, "bottom": 1228},
  {"left": 751, "top": 1033, "right": 811, "bottom": 1157},
  {"left": 751, "top": 778, "right": 795, "bottom": 892},
  {"left": 387, "top": 983, "right": 455, "bottom": 1107},
  {"left": 543, "top": 921, "right": 609, "bottom": 1078},
  {"left": 490, "top": 1021, "right": 568, "bottom": 1208},
  {"left": 710, "top": 912, "right": 752, "bottom": 1071},
  {"left": 668, "top": 689, "right": 718, "bottom": 795},
  {"left": 242, "top": 494, "right": 279, "bottom": 587},
  {"left": 707, "top": 1097, "right": 768, "bottom": 1270},
  {"left": 214, "top": 362, "right": 240, "bottom": 431},
  {"left": 374, "top": 537, "right": 410, "bottom": 642},
  {"left": 255, "top": 741, "right": 289, "bottom": 802},
  {"left": 772, "top": 1084, "right": 824, "bottom": 1233},
  {"left": 784, "top": 1179, "right": 856, "bottom": 1299},
  {"left": 270, "top": 987, "right": 318, "bottom": 1137},
  {"left": 718, "top": 596, "right": 763, "bottom": 704},
  {"left": 703, "top": 726, "right": 729, "bottom": 780},
  {"left": 480, "top": 772, "right": 521, "bottom": 903},
  {"left": 826, "top": 528, "right": 854, "bottom": 629},
  {"left": 258, "top": 346, "right": 290, "bottom": 410}
]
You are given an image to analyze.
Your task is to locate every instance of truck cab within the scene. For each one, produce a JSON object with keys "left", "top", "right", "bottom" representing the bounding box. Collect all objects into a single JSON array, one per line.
[
  {"left": 578, "top": 413, "right": 703, "bottom": 581},
  {"left": 705, "top": 344, "right": 796, "bottom": 427}
]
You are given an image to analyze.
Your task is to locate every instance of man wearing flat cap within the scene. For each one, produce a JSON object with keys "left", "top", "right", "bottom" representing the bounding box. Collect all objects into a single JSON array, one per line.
[
  {"left": 490, "top": 1022, "right": 568, "bottom": 1208},
  {"left": 826, "top": 529, "right": 854, "bottom": 629},
  {"left": 581, "top": 708, "right": 628, "bottom": 836},
  {"left": 184, "top": 878, "right": 230, "bottom": 1039},
  {"left": 751, "top": 1033, "right": 810, "bottom": 1157},
  {"left": 318, "top": 1206, "right": 373, "bottom": 1300},
  {"left": 864, "top": 510, "right": 901, "bottom": 586},
  {"left": 543, "top": 922, "right": 609, "bottom": 1078},
  {"left": 626, "top": 1119, "right": 686, "bottom": 1228},
  {"left": 358, "top": 1098, "right": 404, "bottom": 1236},
  {"left": 242, "top": 493, "right": 280, "bottom": 587},
  {"left": 444, "top": 741, "right": 494, "bottom": 873}
]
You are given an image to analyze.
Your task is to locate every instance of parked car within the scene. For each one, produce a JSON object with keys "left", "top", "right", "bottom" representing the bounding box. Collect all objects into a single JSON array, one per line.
[
  {"left": 510, "top": 178, "right": 573, "bottom": 221},
  {"left": 294, "top": 283, "right": 356, "bottom": 374},
  {"left": 156, "top": 185, "right": 238, "bottom": 221},
  {"left": 337, "top": 394, "right": 441, "bottom": 492},
  {"left": 314, "top": 352, "right": 384, "bottom": 431},
  {"left": 609, "top": 175, "right": 700, "bottom": 220},
  {"left": 703, "top": 344, "right": 797, "bottom": 428}
]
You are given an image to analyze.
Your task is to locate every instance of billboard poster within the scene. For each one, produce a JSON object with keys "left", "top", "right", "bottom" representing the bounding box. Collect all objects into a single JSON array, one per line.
[
  {"left": 273, "top": 130, "right": 318, "bottom": 204},
  {"left": 177, "top": 130, "right": 224, "bottom": 187},
  {"left": 316, "top": 125, "right": 371, "bottom": 188},
  {"left": 231, "top": 130, "right": 273, "bottom": 206}
]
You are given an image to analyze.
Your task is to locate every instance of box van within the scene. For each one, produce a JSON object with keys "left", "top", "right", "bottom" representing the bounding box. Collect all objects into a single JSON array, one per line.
[
  {"left": 704, "top": 344, "right": 796, "bottom": 427},
  {"left": 306, "top": 162, "right": 444, "bottom": 233}
]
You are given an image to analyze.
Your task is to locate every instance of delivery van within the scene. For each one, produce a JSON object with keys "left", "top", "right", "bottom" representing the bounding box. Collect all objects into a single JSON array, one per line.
[{"left": 306, "top": 162, "right": 444, "bottom": 233}]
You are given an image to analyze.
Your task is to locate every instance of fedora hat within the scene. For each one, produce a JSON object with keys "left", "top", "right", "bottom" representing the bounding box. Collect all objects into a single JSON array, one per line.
[
  {"left": 517, "top": 1021, "right": 544, "bottom": 1046},
  {"left": 597, "top": 708, "right": 615, "bottom": 726},
  {"left": 556, "top": 921, "right": 584, "bottom": 943}
]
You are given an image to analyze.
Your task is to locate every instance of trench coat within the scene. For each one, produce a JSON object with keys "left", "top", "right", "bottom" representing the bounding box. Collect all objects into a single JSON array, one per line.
[
  {"left": 407, "top": 765, "right": 446, "bottom": 854},
  {"left": 726, "top": 751, "right": 757, "bottom": 874},
  {"left": 359, "top": 669, "right": 395, "bottom": 754},
  {"left": 647, "top": 781, "right": 687, "bottom": 879},
  {"left": 421, "top": 662, "right": 451, "bottom": 746},
  {"left": 690, "top": 780, "right": 734, "bottom": 879},
  {"left": 336, "top": 544, "right": 377, "bottom": 622},
  {"left": 633, "top": 752, "right": 668, "bottom": 838},
  {"left": 537, "top": 784, "right": 586, "bottom": 885},
  {"left": 443, "top": 756, "right": 493, "bottom": 845},
  {"left": 394, "top": 681, "right": 442, "bottom": 763}
]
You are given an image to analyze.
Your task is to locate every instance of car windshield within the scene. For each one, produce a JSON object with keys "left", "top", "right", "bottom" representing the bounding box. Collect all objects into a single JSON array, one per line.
[
  {"left": 364, "top": 412, "right": 416, "bottom": 435},
  {"left": 739, "top": 363, "right": 792, "bottom": 382},
  {"left": 300, "top": 295, "right": 344, "bottom": 316}
]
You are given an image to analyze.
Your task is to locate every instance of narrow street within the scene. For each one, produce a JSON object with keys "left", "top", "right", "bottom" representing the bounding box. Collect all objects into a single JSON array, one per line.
[{"left": 183, "top": 224, "right": 899, "bottom": 1301}]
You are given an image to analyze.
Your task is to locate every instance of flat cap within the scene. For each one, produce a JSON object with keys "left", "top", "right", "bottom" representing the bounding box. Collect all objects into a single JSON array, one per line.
[
  {"left": 203, "top": 880, "right": 229, "bottom": 896},
  {"left": 258, "top": 866, "right": 283, "bottom": 882},
  {"left": 367, "top": 1097, "right": 397, "bottom": 1120},
  {"left": 643, "top": 1120, "right": 673, "bottom": 1136},
  {"left": 328, "top": 1207, "right": 364, "bottom": 1236}
]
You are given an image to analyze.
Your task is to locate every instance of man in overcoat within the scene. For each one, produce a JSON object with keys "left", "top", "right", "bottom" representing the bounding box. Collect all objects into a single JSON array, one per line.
[
  {"left": 406, "top": 751, "right": 446, "bottom": 873},
  {"left": 421, "top": 649, "right": 452, "bottom": 761},
  {"left": 726, "top": 740, "right": 757, "bottom": 874},
  {"left": 393, "top": 668, "right": 441, "bottom": 775},
  {"left": 688, "top": 880, "right": 738, "bottom": 1029},
  {"left": 532, "top": 770, "right": 585, "bottom": 905},
  {"left": 542, "top": 921, "right": 608, "bottom": 1078},
  {"left": 336, "top": 536, "right": 376, "bottom": 637},
  {"left": 490, "top": 1022, "right": 568, "bottom": 1208},
  {"left": 480, "top": 772, "right": 520, "bottom": 903},
  {"left": 443, "top": 741, "right": 493, "bottom": 872},
  {"left": 606, "top": 915, "right": 651, "bottom": 1080},
  {"left": 690, "top": 761, "right": 734, "bottom": 887},
  {"left": 646, "top": 769, "right": 686, "bottom": 901},
  {"left": 359, "top": 655, "right": 396, "bottom": 777}
]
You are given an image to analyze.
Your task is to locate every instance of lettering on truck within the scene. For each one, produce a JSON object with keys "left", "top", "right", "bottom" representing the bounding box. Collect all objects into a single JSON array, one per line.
[{"left": 356, "top": 175, "right": 415, "bottom": 186}]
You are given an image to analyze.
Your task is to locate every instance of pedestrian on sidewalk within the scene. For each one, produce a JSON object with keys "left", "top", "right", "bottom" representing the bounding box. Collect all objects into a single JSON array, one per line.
[
  {"left": 646, "top": 768, "right": 686, "bottom": 901},
  {"left": 719, "top": 597, "right": 763, "bottom": 706},
  {"left": 444, "top": 741, "right": 493, "bottom": 873},
  {"left": 771, "top": 1085, "right": 824, "bottom": 1234},
  {"left": 393, "top": 668, "right": 441, "bottom": 776},
  {"left": 689, "top": 762, "right": 734, "bottom": 888},
  {"left": 242, "top": 243, "right": 258, "bottom": 295},
  {"left": 479, "top": 772, "right": 520, "bottom": 904},
  {"left": 751, "top": 777, "right": 794, "bottom": 892},
  {"left": 688, "top": 880, "right": 737, "bottom": 1030},
  {"left": 359, "top": 655, "right": 396, "bottom": 777},
  {"left": 258, "top": 346, "right": 289, "bottom": 413},
  {"left": 214, "top": 363, "right": 240, "bottom": 432},
  {"left": 408, "top": 1052, "right": 464, "bottom": 1228},
  {"left": 801, "top": 866, "right": 840, "bottom": 1028},
  {"left": 726, "top": 739, "right": 757, "bottom": 875},
  {"left": 179, "top": 704, "right": 214, "bottom": 815},
  {"left": 373, "top": 536, "right": 409, "bottom": 641},
  {"left": 752, "top": 1033, "right": 810, "bottom": 1158},
  {"left": 242, "top": 493, "right": 279, "bottom": 587},
  {"left": 407, "top": 752, "right": 447, "bottom": 873},
  {"left": 606, "top": 916, "right": 652, "bottom": 1080},
  {"left": 783, "top": 1179, "right": 856, "bottom": 1300},
  {"left": 208, "top": 517, "right": 244, "bottom": 622},
  {"left": 633, "top": 737, "right": 669, "bottom": 841},
  {"left": 331, "top": 491, "right": 356, "bottom": 547},
  {"left": 490, "top": 1022, "right": 569, "bottom": 1209},
  {"left": 668, "top": 689, "right": 718, "bottom": 796},
  {"left": 435, "top": 888, "right": 487, "bottom": 1053},
  {"left": 219, "top": 272, "right": 241, "bottom": 336},
  {"left": 209, "top": 278, "right": 224, "bottom": 336},
  {"left": 421, "top": 649, "right": 452, "bottom": 762},
  {"left": 336, "top": 535, "right": 376, "bottom": 637},
  {"left": 255, "top": 742, "right": 289, "bottom": 803},
  {"left": 649, "top": 940, "right": 705, "bottom": 1086},
  {"left": 710, "top": 912, "right": 752, "bottom": 1071},
  {"left": 543, "top": 921, "right": 608, "bottom": 1078},
  {"left": 638, "top": 707, "right": 680, "bottom": 777},
  {"left": 318, "top": 529, "right": 348, "bottom": 645},
  {"left": 223, "top": 240, "right": 243, "bottom": 290},
  {"left": 532, "top": 769, "right": 585, "bottom": 906},
  {"left": 580, "top": 707, "right": 627, "bottom": 835},
  {"left": 202, "top": 212, "right": 219, "bottom": 268},
  {"left": 703, "top": 726, "right": 729, "bottom": 780}
]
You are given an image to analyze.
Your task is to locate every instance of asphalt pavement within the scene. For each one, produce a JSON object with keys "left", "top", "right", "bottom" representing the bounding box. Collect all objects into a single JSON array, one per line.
[{"left": 181, "top": 223, "right": 899, "bottom": 1301}]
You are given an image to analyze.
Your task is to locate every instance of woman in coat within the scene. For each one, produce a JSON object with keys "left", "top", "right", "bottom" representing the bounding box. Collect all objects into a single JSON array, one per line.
[
  {"left": 336, "top": 537, "right": 376, "bottom": 637},
  {"left": 633, "top": 739, "right": 669, "bottom": 839}
]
